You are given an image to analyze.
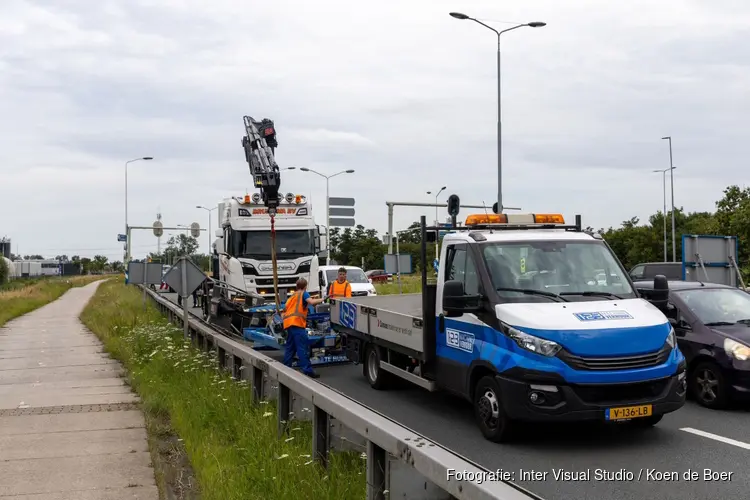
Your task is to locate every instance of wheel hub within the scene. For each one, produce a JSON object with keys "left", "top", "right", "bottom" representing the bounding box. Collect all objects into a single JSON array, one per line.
[
  {"left": 478, "top": 389, "right": 500, "bottom": 427},
  {"left": 696, "top": 369, "right": 719, "bottom": 402}
]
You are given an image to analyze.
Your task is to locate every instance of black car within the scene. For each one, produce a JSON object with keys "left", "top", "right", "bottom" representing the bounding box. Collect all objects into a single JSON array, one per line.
[
  {"left": 634, "top": 279, "right": 750, "bottom": 409},
  {"left": 630, "top": 262, "right": 683, "bottom": 281}
]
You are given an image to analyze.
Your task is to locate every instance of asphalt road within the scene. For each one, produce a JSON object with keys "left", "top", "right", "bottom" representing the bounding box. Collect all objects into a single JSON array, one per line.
[{"left": 159, "top": 292, "right": 749, "bottom": 500}]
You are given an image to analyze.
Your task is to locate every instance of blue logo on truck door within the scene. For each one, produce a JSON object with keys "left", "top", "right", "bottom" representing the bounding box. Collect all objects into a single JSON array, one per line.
[
  {"left": 574, "top": 310, "right": 634, "bottom": 321},
  {"left": 446, "top": 328, "right": 475, "bottom": 353},
  {"left": 339, "top": 302, "right": 357, "bottom": 329}
]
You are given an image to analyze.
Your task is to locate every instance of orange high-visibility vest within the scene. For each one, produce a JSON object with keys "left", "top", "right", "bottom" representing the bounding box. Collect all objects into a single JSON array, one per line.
[
  {"left": 282, "top": 291, "right": 308, "bottom": 329},
  {"left": 328, "top": 280, "right": 351, "bottom": 298}
]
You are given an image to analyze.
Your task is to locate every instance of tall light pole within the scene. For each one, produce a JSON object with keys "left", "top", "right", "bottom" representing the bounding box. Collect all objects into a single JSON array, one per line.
[
  {"left": 196, "top": 205, "right": 217, "bottom": 255},
  {"left": 653, "top": 167, "right": 675, "bottom": 262},
  {"left": 662, "top": 136, "right": 676, "bottom": 261},
  {"left": 427, "top": 186, "right": 446, "bottom": 257},
  {"left": 124, "top": 156, "right": 153, "bottom": 263},
  {"left": 300, "top": 167, "right": 355, "bottom": 263},
  {"left": 450, "top": 12, "right": 545, "bottom": 215}
]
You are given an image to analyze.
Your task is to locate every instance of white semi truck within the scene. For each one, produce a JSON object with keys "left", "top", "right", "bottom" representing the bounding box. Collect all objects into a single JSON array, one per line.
[
  {"left": 215, "top": 191, "right": 326, "bottom": 299},
  {"left": 207, "top": 191, "right": 328, "bottom": 330}
]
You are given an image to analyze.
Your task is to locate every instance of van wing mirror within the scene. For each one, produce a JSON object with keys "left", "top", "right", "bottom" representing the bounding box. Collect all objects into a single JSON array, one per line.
[
  {"left": 443, "top": 279, "right": 481, "bottom": 316},
  {"left": 425, "top": 230, "right": 438, "bottom": 243},
  {"left": 639, "top": 274, "right": 669, "bottom": 313}
]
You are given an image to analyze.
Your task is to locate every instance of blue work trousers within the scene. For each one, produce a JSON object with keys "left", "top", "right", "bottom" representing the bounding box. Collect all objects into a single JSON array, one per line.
[{"left": 283, "top": 326, "right": 314, "bottom": 375}]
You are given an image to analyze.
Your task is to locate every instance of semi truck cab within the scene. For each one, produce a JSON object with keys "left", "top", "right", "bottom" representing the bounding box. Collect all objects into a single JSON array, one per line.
[{"left": 331, "top": 212, "right": 687, "bottom": 442}]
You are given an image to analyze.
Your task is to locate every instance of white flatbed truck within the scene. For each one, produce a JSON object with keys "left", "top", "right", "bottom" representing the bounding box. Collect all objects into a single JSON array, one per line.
[{"left": 330, "top": 209, "right": 687, "bottom": 442}]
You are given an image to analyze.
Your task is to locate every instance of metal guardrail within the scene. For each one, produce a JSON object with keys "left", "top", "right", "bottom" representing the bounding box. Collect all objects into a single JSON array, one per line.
[{"left": 141, "top": 287, "right": 541, "bottom": 500}]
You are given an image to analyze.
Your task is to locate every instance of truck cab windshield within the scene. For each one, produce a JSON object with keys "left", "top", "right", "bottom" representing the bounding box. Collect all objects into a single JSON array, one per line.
[
  {"left": 232, "top": 229, "right": 314, "bottom": 260},
  {"left": 481, "top": 240, "right": 636, "bottom": 302}
]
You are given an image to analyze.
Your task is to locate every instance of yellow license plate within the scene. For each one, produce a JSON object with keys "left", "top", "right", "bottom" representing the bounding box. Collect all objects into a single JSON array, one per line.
[{"left": 605, "top": 404, "right": 652, "bottom": 421}]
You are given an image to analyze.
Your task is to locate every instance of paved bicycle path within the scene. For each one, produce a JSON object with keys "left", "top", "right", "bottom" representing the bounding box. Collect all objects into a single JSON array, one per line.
[{"left": 0, "top": 281, "right": 157, "bottom": 499}]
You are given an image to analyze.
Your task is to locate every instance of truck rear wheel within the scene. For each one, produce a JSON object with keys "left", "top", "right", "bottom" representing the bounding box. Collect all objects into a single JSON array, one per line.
[
  {"left": 364, "top": 345, "right": 390, "bottom": 390},
  {"left": 474, "top": 376, "right": 515, "bottom": 443}
]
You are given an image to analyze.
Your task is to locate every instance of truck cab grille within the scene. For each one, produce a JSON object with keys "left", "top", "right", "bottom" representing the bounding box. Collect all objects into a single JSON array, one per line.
[
  {"left": 557, "top": 344, "right": 671, "bottom": 371},
  {"left": 572, "top": 378, "right": 670, "bottom": 405},
  {"left": 351, "top": 291, "right": 368, "bottom": 297}
]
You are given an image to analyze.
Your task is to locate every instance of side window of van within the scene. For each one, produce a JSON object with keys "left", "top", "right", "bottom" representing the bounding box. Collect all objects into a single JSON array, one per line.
[{"left": 444, "top": 244, "right": 479, "bottom": 295}]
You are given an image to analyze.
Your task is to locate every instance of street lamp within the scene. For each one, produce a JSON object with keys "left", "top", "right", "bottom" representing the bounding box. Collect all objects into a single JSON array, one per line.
[
  {"left": 661, "top": 136, "right": 676, "bottom": 262},
  {"left": 299, "top": 167, "right": 356, "bottom": 262},
  {"left": 426, "top": 186, "right": 446, "bottom": 257},
  {"left": 450, "top": 12, "right": 545, "bottom": 214},
  {"left": 197, "top": 205, "right": 218, "bottom": 255},
  {"left": 124, "top": 156, "right": 153, "bottom": 263},
  {"left": 653, "top": 167, "right": 675, "bottom": 262}
]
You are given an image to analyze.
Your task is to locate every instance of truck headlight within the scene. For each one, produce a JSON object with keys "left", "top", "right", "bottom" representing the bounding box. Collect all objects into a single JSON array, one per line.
[
  {"left": 505, "top": 324, "right": 561, "bottom": 357},
  {"left": 666, "top": 327, "right": 676, "bottom": 349},
  {"left": 724, "top": 338, "right": 750, "bottom": 361}
]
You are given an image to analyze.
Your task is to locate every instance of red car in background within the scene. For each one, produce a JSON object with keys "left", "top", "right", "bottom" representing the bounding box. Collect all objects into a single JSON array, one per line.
[{"left": 365, "top": 269, "right": 392, "bottom": 283}]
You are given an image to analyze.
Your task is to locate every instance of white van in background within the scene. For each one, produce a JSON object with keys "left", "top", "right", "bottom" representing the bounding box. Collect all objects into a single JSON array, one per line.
[{"left": 318, "top": 265, "right": 377, "bottom": 298}]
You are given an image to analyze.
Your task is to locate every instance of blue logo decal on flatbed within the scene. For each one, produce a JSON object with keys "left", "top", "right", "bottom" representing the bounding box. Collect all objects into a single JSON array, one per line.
[
  {"left": 339, "top": 302, "right": 357, "bottom": 329},
  {"left": 574, "top": 310, "right": 634, "bottom": 321},
  {"left": 446, "top": 328, "right": 475, "bottom": 353}
]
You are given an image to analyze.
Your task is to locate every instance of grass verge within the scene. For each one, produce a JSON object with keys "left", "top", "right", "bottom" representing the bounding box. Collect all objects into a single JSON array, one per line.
[
  {"left": 0, "top": 275, "right": 105, "bottom": 327},
  {"left": 374, "top": 274, "right": 422, "bottom": 295},
  {"left": 80, "top": 281, "right": 367, "bottom": 500}
]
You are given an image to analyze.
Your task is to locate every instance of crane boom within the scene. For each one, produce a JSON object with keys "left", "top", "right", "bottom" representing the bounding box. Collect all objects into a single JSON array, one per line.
[
  {"left": 241, "top": 115, "right": 283, "bottom": 310},
  {"left": 241, "top": 116, "right": 281, "bottom": 215}
]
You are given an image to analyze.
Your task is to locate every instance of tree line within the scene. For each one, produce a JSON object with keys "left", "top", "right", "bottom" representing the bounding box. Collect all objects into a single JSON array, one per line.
[
  {"left": 12, "top": 184, "right": 748, "bottom": 279},
  {"left": 330, "top": 184, "right": 750, "bottom": 279}
]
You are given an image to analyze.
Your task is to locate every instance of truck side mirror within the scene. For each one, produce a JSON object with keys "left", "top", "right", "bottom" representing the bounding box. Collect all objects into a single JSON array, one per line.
[
  {"left": 443, "top": 280, "right": 481, "bottom": 317},
  {"left": 425, "top": 230, "right": 437, "bottom": 243},
  {"left": 643, "top": 274, "right": 669, "bottom": 313}
]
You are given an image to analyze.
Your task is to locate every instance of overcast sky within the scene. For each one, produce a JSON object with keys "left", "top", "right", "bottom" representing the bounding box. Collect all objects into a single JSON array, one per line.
[{"left": 1, "top": 0, "right": 748, "bottom": 261}]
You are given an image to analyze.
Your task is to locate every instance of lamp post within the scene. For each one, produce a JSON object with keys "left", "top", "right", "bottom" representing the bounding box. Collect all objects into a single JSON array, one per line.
[
  {"left": 426, "top": 186, "right": 446, "bottom": 257},
  {"left": 653, "top": 167, "right": 676, "bottom": 262},
  {"left": 661, "top": 136, "right": 676, "bottom": 262},
  {"left": 124, "top": 156, "right": 153, "bottom": 263},
  {"left": 450, "top": 12, "right": 545, "bottom": 214},
  {"left": 196, "top": 205, "right": 217, "bottom": 255},
  {"left": 299, "top": 167, "right": 356, "bottom": 263}
]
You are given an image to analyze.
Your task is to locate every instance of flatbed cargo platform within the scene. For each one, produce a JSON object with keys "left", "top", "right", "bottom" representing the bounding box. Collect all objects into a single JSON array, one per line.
[
  {"left": 331, "top": 293, "right": 425, "bottom": 354},
  {"left": 335, "top": 293, "right": 423, "bottom": 318}
]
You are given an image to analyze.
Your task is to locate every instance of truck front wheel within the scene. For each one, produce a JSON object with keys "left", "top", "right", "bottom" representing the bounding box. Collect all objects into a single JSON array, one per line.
[
  {"left": 364, "top": 345, "right": 390, "bottom": 390},
  {"left": 474, "top": 376, "right": 515, "bottom": 443}
]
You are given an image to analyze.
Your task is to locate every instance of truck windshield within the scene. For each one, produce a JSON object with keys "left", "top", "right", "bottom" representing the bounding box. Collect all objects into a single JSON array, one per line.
[
  {"left": 481, "top": 240, "right": 636, "bottom": 302},
  {"left": 233, "top": 229, "right": 315, "bottom": 260},
  {"left": 325, "top": 269, "right": 369, "bottom": 284}
]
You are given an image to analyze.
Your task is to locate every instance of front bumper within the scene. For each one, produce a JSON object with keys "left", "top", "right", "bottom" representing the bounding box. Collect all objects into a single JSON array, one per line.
[
  {"left": 496, "top": 364, "right": 687, "bottom": 422},
  {"left": 727, "top": 365, "right": 750, "bottom": 399}
]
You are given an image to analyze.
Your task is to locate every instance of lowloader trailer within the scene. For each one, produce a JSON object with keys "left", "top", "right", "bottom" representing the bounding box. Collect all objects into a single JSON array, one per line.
[{"left": 330, "top": 208, "right": 687, "bottom": 442}]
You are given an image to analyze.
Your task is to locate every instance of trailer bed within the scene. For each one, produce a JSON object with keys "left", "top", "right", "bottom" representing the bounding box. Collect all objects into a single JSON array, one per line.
[
  {"left": 331, "top": 293, "right": 424, "bottom": 354},
  {"left": 339, "top": 293, "right": 423, "bottom": 318}
]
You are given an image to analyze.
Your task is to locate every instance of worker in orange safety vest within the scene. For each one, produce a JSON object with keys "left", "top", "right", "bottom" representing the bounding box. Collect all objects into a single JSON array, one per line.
[
  {"left": 327, "top": 267, "right": 352, "bottom": 298},
  {"left": 282, "top": 278, "right": 325, "bottom": 378}
]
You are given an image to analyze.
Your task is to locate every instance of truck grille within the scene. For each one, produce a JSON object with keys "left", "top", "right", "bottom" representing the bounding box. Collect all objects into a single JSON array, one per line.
[
  {"left": 571, "top": 378, "right": 670, "bottom": 405},
  {"left": 352, "top": 291, "right": 368, "bottom": 297},
  {"left": 256, "top": 277, "right": 298, "bottom": 286},
  {"left": 557, "top": 344, "right": 671, "bottom": 371}
]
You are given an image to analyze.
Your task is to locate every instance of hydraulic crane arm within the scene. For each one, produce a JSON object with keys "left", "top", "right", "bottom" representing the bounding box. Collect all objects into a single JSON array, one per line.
[
  {"left": 241, "top": 116, "right": 282, "bottom": 215},
  {"left": 241, "top": 115, "right": 283, "bottom": 311}
]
